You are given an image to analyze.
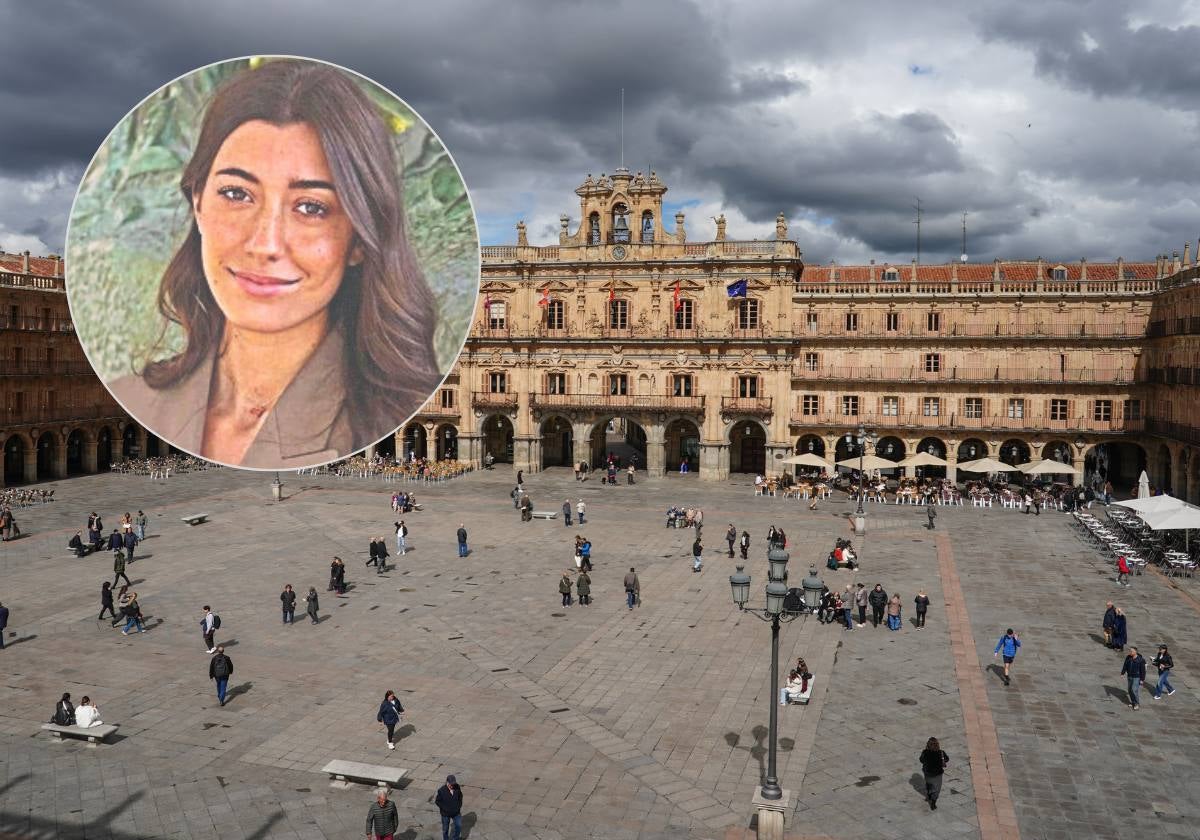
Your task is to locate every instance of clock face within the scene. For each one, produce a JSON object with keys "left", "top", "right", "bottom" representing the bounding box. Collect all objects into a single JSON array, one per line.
[{"left": 611, "top": 245, "right": 627, "bottom": 261}]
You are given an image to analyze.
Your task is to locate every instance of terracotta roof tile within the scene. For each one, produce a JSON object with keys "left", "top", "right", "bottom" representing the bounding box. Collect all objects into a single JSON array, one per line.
[{"left": 0, "top": 253, "right": 61, "bottom": 277}]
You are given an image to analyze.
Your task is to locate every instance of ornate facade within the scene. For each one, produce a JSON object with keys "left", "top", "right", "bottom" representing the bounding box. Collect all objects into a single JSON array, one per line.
[{"left": 394, "top": 169, "right": 1197, "bottom": 494}]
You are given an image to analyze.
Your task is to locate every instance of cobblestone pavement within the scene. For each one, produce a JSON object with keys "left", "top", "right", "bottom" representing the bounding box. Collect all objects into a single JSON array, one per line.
[{"left": 0, "top": 469, "right": 1196, "bottom": 839}]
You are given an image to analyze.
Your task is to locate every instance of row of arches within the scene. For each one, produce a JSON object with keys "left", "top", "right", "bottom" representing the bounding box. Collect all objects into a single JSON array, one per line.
[{"left": 1, "top": 423, "right": 169, "bottom": 486}]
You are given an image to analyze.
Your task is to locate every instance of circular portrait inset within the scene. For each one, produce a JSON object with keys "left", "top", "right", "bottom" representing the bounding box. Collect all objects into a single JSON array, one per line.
[{"left": 66, "top": 56, "right": 479, "bottom": 470}]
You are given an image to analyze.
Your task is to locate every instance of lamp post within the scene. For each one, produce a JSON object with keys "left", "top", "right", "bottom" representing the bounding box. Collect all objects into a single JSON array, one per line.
[
  {"left": 844, "top": 425, "right": 876, "bottom": 532},
  {"left": 729, "top": 547, "right": 802, "bottom": 810}
]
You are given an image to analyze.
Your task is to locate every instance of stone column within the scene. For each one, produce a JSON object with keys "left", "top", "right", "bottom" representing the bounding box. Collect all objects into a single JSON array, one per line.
[
  {"left": 134, "top": 427, "right": 147, "bottom": 458},
  {"left": 572, "top": 422, "right": 593, "bottom": 468},
  {"left": 946, "top": 456, "right": 957, "bottom": 485},
  {"left": 752, "top": 789, "right": 791, "bottom": 840},
  {"left": 644, "top": 423, "right": 666, "bottom": 477},
  {"left": 83, "top": 436, "right": 98, "bottom": 474},
  {"left": 700, "top": 441, "right": 728, "bottom": 481},
  {"left": 512, "top": 436, "right": 539, "bottom": 474},
  {"left": 23, "top": 444, "right": 37, "bottom": 484},
  {"left": 463, "top": 433, "right": 485, "bottom": 469},
  {"left": 53, "top": 435, "right": 68, "bottom": 479},
  {"left": 0, "top": 450, "right": 6, "bottom": 488},
  {"left": 365, "top": 444, "right": 377, "bottom": 460},
  {"left": 765, "top": 443, "right": 791, "bottom": 478}
]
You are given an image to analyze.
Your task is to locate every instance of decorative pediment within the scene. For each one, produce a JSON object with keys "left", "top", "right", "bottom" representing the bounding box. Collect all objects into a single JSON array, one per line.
[
  {"left": 535, "top": 348, "right": 577, "bottom": 368},
  {"left": 657, "top": 350, "right": 704, "bottom": 370},
  {"left": 537, "top": 280, "right": 573, "bottom": 294},
  {"left": 480, "top": 280, "right": 517, "bottom": 293}
]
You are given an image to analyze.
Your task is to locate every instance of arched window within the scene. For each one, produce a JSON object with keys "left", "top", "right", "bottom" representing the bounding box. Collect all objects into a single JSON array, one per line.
[
  {"left": 640, "top": 210, "right": 654, "bottom": 243},
  {"left": 611, "top": 203, "right": 631, "bottom": 244},
  {"left": 588, "top": 212, "right": 601, "bottom": 245}
]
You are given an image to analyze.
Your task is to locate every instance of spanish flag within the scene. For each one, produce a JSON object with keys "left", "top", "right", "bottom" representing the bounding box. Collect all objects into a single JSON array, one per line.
[
  {"left": 673, "top": 279, "right": 682, "bottom": 312},
  {"left": 537, "top": 288, "right": 550, "bottom": 307}
]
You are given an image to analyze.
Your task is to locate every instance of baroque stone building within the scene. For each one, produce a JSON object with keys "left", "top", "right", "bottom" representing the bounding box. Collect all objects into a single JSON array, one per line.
[
  {"left": 0, "top": 250, "right": 158, "bottom": 486},
  {"left": 394, "top": 169, "right": 1196, "bottom": 496}
]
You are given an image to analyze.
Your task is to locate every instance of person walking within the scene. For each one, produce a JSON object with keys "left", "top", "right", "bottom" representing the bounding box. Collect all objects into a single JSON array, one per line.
[
  {"left": 121, "top": 592, "right": 145, "bottom": 634},
  {"left": 993, "top": 628, "right": 1021, "bottom": 686},
  {"left": 209, "top": 645, "right": 233, "bottom": 706},
  {"left": 395, "top": 520, "right": 408, "bottom": 555},
  {"left": 112, "top": 550, "right": 131, "bottom": 588},
  {"left": 281, "top": 585, "right": 296, "bottom": 624},
  {"left": 577, "top": 570, "right": 591, "bottom": 606},
  {"left": 201, "top": 606, "right": 217, "bottom": 653},
  {"left": 1121, "top": 646, "right": 1146, "bottom": 710},
  {"left": 563, "top": 499, "right": 573, "bottom": 526},
  {"left": 365, "top": 788, "right": 399, "bottom": 840},
  {"left": 435, "top": 775, "right": 463, "bottom": 840},
  {"left": 926, "top": 499, "right": 937, "bottom": 530},
  {"left": 855, "top": 583, "right": 868, "bottom": 628},
  {"left": 367, "top": 538, "right": 380, "bottom": 571},
  {"left": 456, "top": 524, "right": 468, "bottom": 557},
  {"left": 868, "top": 584, "right": 888, "bottom": 628},
  {"left": 0, "top": 601, "right": 7, "bottom": 649},
  {"left": 726, "top": 524, "right": 736, "bottom": 558},
  {"left": 914, "top": 590, "right": 930, "bottom": 629},
  {"left": 919, "top": 737, "right": 949, "bottom": 810},
  {"left": 739, "top": 530, "right": 750, "bottom": 560},
  {"left": 109, "top": 529, "right": 124, "bottom": 557},
  {"left": 112, "top": 586, "right": 131, "bottom": 628},
  {"left": 577, "top": 499, "right": 586, "bottom": 524},
  {"left": 691, "top": 536, "right": 703, "bottom": 573},
  {"left": 1116, "top": 555, "right": 1131, "bottom": 587},
  {"left": 134, "top": 510, "right": 147, "bottom": 541},
  {"left": 98, "top": 582, "right": 116, "bottom": 622},
  {"left": 1102, "top": 601, "right": 1116, "bottom": 647},
  {"left": 623, "top": 567, "right": 640, "bottom": 610},
  {"left": 627, "top": 463, "right": 636, "bottom": 484},
  {"left": 887, "top": 592, "right": 903, "bottom": 630},
  {"left": 377, "top": 690, "right": 405, "bottom": 750},
  {"left": 305, "top": 587, "right": 320, "bottom": 624},
  {"left": 1152, "top": 644, "right": 1176, "bottom": 700},
  {"left": 559, "top": 571, "right": 574, "bottom": 607},
  {"left": 332, "top": 557, "right": 347, "bottom": 595},
  {"left": 1112, "top": 608, "right": 1128, "bottom": 652},
  {"left": 124, "top": 530, "right": 137, "bottom": 563}
]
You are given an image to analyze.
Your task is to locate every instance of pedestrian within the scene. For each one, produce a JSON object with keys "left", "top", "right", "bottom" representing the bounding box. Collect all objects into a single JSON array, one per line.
[
  {"left": 579, "top": 537, "right": 592, "bottom": 571},
  {"left": 135, "top": 510, "right": 147, "bottom": 541},
  {"left": 1102, "top": 601, "right": 1116, "bottom": 647},
  {"left": 98, "top": 582, "right": 116, "bottom": 622},
  {"left": 201, "top": 605, "right": 217, "bottom": 653},
  {"left": 887, "top": 592, "right": 903, "bottom": 630},
  {"left": 121, "top": 592, "right": 145, "bottom": 634},
  {"left": 112, "top": 550, "right": 131, "bottom": 588},
  {"left": 868, "top": 584, "right": 888, "bottom": 628},
  {"left": 855, "top": 583, "right": 868, "bottom": 628},
  {"left": 435, "top": 775, "right": 463, "bottom": 840},
  {"left": 1116, "top": 555, "right": 1130, "bottom": 587},
  {"left": 627, "top": 463, "right": 635, "bottom": 484},
  {"left": 914, "top": 590, "right": 930, "bottom": 629},
  {"left": 842, "top": 585, "right": 855, "bottom": 630},
  {"left": 332, "top": 557, "right": 347, "bottom": 594},
  {"left": 726, "top": 524, "right": 736, "bottom": 558},
  {"left": 456, "top": 524, "right": 468, "bottom": 557},
  {"left": 1112, "top": 608, "right": 1128, "bottom": 652},
  {"left": 692, "top": 536, "right": 703, "bottom": 573},
  {"left": 365, "top": 788, "right": 399, "bottom": 839},
  {"left": 395, "top": 520, "right": 407, "bottom": 555},
  {"left": 0, "top": 601, "right": 7, "bottom": 649},
  {"left": 559, "top": 570, "right": 574, "bottom": 607},
  {"left": 374, "top": 537, "right": 389, "bottom": 574},
  {"left": 563, "top": 499, "right": 572, "bottom": 526},
  {"left": 739, "top": 530, "right": 750, "bottom": 560},
  {"left": 112, "top": 586, "right": 130, "bottom": 628},
  {"left": 926, "top": 500, "right": 937, "bottom": 530},
  {"left": 1151, "top": 644, "right": 1176, "bottom": 699},
  {"left": 377, "top": 690, "right": 404, "bottom": 750},
  {"left": 577, "top": 570, "right": 591, "bottom": 606},
  {"left": 517, "top": 469, "right": 524, "bottom": 486},
  {"left": 281, "top": 584, "right": 296, "bottom": 624},
  {"left": 124, "top": 530, "right": 137, "bottom": 563},
  {"left": 511, "top": 485, "right": 522, "bottom": 509},
  {"left": 110, "top": 529, "right": 124, "bottom": 557},
  {"left": 919, "top": 737, "right": 949, "bottom": 810},
  {"left": 1121, "top": 646, "right": 1146, "bottom": 710},
  {"left": 993, "top": 628, "right": 1021, "bottom": 686},
  {"left": 209, "top": 645, "right": 233, "bottom": 706},
  {"left": 520, "top": 495, "right": 533, "bottom": 522},
  {"left": 577, "top": 499, "right": 586, "bottom": 524},
  {"left": 367, "top": 538, "right": 380, "bottom": 570},
  {"left": 623, "top": 567, "right": 640, "bottom": 610},
  {"left": 305, "top": 587, "right": 320, "bottom": 624}
]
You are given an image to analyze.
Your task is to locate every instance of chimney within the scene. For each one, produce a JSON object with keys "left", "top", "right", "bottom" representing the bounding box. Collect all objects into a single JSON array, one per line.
[
  {"left": 57, "top": 255, "right": 64, "bottom": 277},
  {"left": 993, "top": 258, "right": 1001, "bottom": 282},
  {"left": 951, "top": 260, "right": 958, "bottom": 281},
  {"left": 1036, "top": 256, "right": 1044, "bottom": 280},
  {"left": 1116, "top": 256, "right": 1125, "bottom": 282},
  {"left": 1184, "top": 242, "right": 1191, "bottom": 269},
  {"left": 911, "top": 257, "right": 917, "bottom": 282},
  {"left": 1172, "top": 250, "right": 1182, "bottom": 274},
  {"left": 1155, "top": 255, "right": 1163, "bottom": 278},
  {"left": 22, "top": 250, "right": 29, "bottom": 274},
  {"left": 1080, "top": 257, "right": 1087, "bottom": 281}
]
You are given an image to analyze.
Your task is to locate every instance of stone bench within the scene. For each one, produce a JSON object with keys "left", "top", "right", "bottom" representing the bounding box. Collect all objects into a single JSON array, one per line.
[
  {"left": 180, "top": 514, "right": 209, "bottom": 526},
  {"left": 322, "top": 759, "right": 408, "bottom": 789},
  {"left": 531, "top": 511, "right": 558, "bottom": 520},
  {"left": 42, "top": 723, "right": 119, "bottom": 746},
  {"left": 785, "top": 678, "right": 815, "bottom": 706}
]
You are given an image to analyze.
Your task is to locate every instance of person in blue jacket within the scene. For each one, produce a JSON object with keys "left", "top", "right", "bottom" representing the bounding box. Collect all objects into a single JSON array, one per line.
[{"left": 993, "top": 628, "right": 1021, "bottom": 686}]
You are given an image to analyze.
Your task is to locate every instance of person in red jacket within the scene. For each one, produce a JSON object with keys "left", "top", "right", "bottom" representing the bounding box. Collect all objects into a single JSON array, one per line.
[{"left": 1116, "top": 555, "right": 1131, "bottom": 587}]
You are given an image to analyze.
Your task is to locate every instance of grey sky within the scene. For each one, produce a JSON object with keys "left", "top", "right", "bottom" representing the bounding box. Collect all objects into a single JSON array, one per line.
[{"left": 1, "top": 0, "right": 1198, "bottom": 264}]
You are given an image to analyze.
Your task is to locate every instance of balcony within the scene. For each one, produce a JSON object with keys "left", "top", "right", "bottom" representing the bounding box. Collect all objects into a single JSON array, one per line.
[
  {"left": 793, "top": 277, "right": 1160, "bottom": 298},
  {"left": 1, "top": 361, "right": 96, "bottom": 376},
  {"left": 791, "top": 366, "right": 1135, "bottom": 385},
  {"left": 721, "top": 396, "right": 773, "bottom": 416},
  {"left": 792, "top": 322, "right": 1144, "bottom": 339},
  {"left": 471, "top": 391, "right": 518, "bottom": 410},
  {"left": 0, "top": 271, "right": 65, "bottom": 292},
  {"left": 530, "top": 393, "right": 705, "bottom": 413},
  {"left": 787, "top": 411, "right": 1143, "bottom": 434},
  {"left": 413, "top": 402, "right": 461, "bottom": 418},
  {"left": 0, "top": 315, "right": 75, "bottom": 332},
  {"left": 0, "top": 404, "right": 126, "bottom": 426},
  {"left": 1146, "top": 418, "right": 1200, "bottom": 446}
]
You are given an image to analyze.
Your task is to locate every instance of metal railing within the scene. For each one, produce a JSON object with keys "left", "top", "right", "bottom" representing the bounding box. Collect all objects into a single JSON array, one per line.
[
  {"left": 1145, "top": 418, "right": 1200, "bottom": 446},
  {"left": 791, "top": 322, "right": 1144, "bottom": 339},
  {"left": 790, "top": 366, "right": 1135, "bottom": 385},
  {"left": 530, "top": 393, "right": 705, "bottom": 411},
  {"left": 471, "top": 391, "right": 518, "bottom": 409},
  {"left": 1, "top": 361, "right": 96, "bottom": 376},
  {"left": 721, "top": 396, "right": 773, "bottom": 414},
  {"left": 787, "top": 411, "right": 1143, "bottom": 433},
  {"left": 0, "top": 315, "right": 75, "bottom": 332},
  {"left": 0, "top": 404, "right": 126, "bottom": 426}
]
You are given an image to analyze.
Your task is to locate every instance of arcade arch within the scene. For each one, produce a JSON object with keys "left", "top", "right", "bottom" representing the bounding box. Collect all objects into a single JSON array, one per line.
[
  {"left": 403, "top": 423, "right": 428, "bottom": 460},
  {"left": 540, "top": 416, "right": 573, "bottom": 467},
  {"left": 589, "top": 416, "right": 647, "bottom": 468},
  {"left": 666, "top": 418, "right": 700, "bottom": 472},
  {"left": 729, "top": 419, "right": 767, "bottom": 474},
  {"left": 482, "top": 415, "right": 515, "bottom": 464},
  {"left": 434, "top": 423, "right": 459, "bottom": 461},
  {"left": 4, "top": 435, "right": 25, "bottom": 486}
]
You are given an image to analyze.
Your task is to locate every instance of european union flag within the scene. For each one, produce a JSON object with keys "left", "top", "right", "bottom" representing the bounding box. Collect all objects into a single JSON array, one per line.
[{"left": 726, "top": 279, "right": 749, "bottom": 298}]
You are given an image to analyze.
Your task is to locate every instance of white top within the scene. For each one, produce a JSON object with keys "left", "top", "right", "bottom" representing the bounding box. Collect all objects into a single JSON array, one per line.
[{"left": 75, "top": 705, "right": 102, "bottom": 727}]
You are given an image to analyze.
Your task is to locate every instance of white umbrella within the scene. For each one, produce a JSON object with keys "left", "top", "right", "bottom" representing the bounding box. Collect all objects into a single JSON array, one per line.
[
  {"left": 781, "top": 453, "right": 833, "bottom": 469},
  {"left": 956, "top": 457, "right": 1015, "bottom": 473},
  {"left": 1019, "top": 458, "right": 1081, "bottom": 476},
  {"left": 1141, "top": 501, "right": 1200, "bottom": 550},
  {"left": 898, "top": 451, "right": 948, "bottom": 469},
  {"left": 1113, "top": 495, "right": 1184, "bottom": 515},
  {"left": 1137, "top": 470, "right": 1151, "bottom": 499},
  {"left": 836, "top": 454, "right": 903, "bottom": 472}
]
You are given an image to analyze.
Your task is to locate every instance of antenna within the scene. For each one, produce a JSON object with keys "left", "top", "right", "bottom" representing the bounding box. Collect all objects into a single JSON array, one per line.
[
  {"left": 961, "top": 211, "right": 968, "bottom": 263},
  {"left": 912, "top": 197, "right": 923, "bottom": 264},
  {"left": 620, "top": 88, "right": 625, "bottom": 169}
]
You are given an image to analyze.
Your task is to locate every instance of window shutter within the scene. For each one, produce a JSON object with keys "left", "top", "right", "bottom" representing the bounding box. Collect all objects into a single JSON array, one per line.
[
  {"left": 1042, "top": 399, "right": 1050, "bottom": 421},
  {"left": 1086, "top": 400, "right": 1093, "bottom": 423}
]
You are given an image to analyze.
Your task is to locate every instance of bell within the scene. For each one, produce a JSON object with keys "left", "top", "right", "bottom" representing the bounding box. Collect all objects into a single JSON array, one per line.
[{"left": 613, "top": 214, "right": 629, "bottom": 232}]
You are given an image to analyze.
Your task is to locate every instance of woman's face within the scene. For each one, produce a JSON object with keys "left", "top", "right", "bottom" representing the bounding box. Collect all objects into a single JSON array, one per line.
[{"left": 193, "top": 120, "right": 362, "bottom": 337}]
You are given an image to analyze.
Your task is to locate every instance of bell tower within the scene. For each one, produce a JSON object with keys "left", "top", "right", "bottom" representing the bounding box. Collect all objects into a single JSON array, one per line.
[{"left": 570, "top": 168, "right": 668, "bottom": 248}]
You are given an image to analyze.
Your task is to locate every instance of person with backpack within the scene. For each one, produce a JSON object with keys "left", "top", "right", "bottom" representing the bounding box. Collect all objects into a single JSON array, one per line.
[
  {"left": 209, "top": 645, "right": 233, "bottom": 706},
  {"left": 456, "top": 524, "right": 468, "bottom": 557},
  {"left": 201, "top": 606, "right": 219, "bottom": 653},
  {"left": 919, "top": 737, "right": 949, "bottom": 810},
  {"left": 51, "top": 693, "right": 75, "bottom": 726},
  {"left": 377, "top": 689, "right": 405, "bottom": 750},
  {"left": 993, "top": 628, "right": 1021, "bottom": 686}
]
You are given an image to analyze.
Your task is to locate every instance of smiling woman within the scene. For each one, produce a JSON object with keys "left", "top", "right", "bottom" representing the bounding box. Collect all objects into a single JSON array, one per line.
[{"left": 66, "top": 58, "right": 479, "bottom": 470}]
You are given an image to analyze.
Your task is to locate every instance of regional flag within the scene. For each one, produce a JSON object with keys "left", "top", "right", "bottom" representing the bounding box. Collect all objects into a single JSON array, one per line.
[
  {"left": 673, "top": 280, "right": 682, "bottom": 312},
  {"left": 726, "top": 278, "right": 749, "bottom": 298},
  {"left": 537, "top": 288, "right": 550, "bottom": 307}
]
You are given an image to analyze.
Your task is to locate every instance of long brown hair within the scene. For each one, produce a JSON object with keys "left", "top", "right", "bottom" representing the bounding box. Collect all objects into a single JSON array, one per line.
[
  {"left": 926, "top": 737, "right": 940, "bottom": 752},
  {"left": 143, "top": 58, "right": 439, "bottom": 444}
]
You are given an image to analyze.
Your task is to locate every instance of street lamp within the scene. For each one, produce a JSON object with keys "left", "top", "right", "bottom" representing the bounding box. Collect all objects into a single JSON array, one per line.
[
  {"left": 729, "top": 547, "right": 803, "bottom": 802},
  {"left": 844, "top": 424, "right": 877, "bottom": 516}
]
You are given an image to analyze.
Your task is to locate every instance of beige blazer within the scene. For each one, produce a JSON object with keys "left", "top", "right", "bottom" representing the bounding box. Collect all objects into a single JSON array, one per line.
[{"left": 110, "top": 329, "right": 354, "bottom": 469}]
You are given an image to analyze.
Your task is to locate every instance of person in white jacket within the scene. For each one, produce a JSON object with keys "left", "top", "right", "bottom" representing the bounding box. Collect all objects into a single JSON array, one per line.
[{"left": 75, "top": 696, "right": 103, "bottom": 727}]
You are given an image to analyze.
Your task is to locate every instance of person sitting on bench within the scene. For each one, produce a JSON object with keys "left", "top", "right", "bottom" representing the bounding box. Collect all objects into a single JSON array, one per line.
[
  {"left": 74, "top": 696, "right": 103, "bottom": 728},
  {"left": 785, "top": 660, "right": 813, "bottom": 702},
  {"left": 69, "top": 531, "right": 89, "bottom": 557}
]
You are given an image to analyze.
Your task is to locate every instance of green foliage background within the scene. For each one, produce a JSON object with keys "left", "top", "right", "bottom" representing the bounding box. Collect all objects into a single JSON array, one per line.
[{"left": 66, "top": 57, "right": 478, "bottom": 381}]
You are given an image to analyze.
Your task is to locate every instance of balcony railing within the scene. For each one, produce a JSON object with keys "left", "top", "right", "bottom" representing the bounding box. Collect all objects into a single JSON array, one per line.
[
  {"left": 1145, "top": 418, "right": 1200, "bottom": 446},
  {"left": 0, "top": 272, "right": 65, "bottom": 292},
  {"left": 530, "top": 393, "right": 705, "bottom": 412},
  {"left": 0, "top": 404, "right": 126, "bottom": 426},
  {"left": 792, "top": 322, "right": 1144, "bottom": 339},
  {"left": 794, "top": 277, "right": 1160, "bottom": 297},
  {"left": 791, "top": 366, "right": 1135, "bottom": 385},
  {"left": 721, "top": 396, "right": 773, "bottom": 415},
  {"left": 1, "top": 361, "right": 96, "bottom": 376},
  {"left": 787, "top": 411, "right": 1143, "bottom": 434},
  {"left": 471, "top": 391, "right": 518, "bottom": 410},
  {"left": 0, "top": 315, "right": 75, "bottom": 332},
  {"left": 413, "top": 403, "right": 461, "bottom": 418}
]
